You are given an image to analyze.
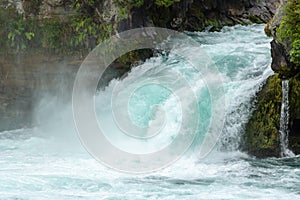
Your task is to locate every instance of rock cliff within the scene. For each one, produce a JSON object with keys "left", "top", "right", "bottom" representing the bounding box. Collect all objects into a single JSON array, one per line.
[{"left": 244, "top": 0, "right": 300, "bottom": 157}]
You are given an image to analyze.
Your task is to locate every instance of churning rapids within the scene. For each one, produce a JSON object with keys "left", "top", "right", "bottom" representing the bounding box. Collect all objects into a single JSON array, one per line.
[{"left": 1, "top": 24, "right": 300, "bottom": 199}]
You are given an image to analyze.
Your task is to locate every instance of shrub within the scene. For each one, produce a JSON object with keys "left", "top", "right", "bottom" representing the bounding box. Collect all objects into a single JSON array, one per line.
[{"left": 277, "top": 0, "right": 300, "bottom": 66}]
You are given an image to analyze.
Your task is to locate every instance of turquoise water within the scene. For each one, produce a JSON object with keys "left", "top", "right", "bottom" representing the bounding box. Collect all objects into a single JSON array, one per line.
[{"left": 1, "top": 24, "right": 300, "bottom": 199}]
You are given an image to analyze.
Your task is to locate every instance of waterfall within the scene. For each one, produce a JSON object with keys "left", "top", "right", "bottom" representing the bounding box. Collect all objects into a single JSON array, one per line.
[{"left": 279, "top": 80, "right": 295, "bottom": 157}]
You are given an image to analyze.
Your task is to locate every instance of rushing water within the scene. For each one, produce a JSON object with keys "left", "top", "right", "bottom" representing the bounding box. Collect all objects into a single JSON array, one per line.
[
  {"left": 1, "top": 24, "right": 300, "bottom": 199},
  {"left": 279, "top": 80, "right": 295, "bottom": 157}
]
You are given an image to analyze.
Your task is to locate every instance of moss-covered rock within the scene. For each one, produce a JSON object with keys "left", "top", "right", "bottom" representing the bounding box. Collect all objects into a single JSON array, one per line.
[
  {"left": 244, "top": 0, "right": 300, "bottom": 158},
  {"left": 244, "top": 75, "right": 282, "bottom": 157},
  {"left": 277, "top": 0, "right": 300, "bottom": 67},
  {"left": 289, "top": 76, "right": 300, "bottom": 154},
  {"left": 244, "top": 74, "right": 300, "bottom": 157},
  {"left": 267, "top": 0, "right": 300, "bottom": 77}
]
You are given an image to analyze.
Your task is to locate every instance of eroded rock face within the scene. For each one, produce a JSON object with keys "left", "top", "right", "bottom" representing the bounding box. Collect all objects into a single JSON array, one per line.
[
  {"left": 266, "top": 0, "right": 297, "bottom": 76},
  {"left": 37, "top": 0, "right": 73, "bottom": 20},
  {"left": 185, "top": 0, "right": 279, "bottom": 31},
  {"left": 21, "top": 0, "right": 280, "bottom": 31},
  {"left": 6, "top": 0, "right": 24, "bottom": 14},
  {"left": 270, "top": 40, "right": 295, "bottom": 77},
  {"left": 0, "top": 52, "right": 81, "bottom": 131},
  {"left": 266, "top": 0, "right": 289, "bottom": 38}
]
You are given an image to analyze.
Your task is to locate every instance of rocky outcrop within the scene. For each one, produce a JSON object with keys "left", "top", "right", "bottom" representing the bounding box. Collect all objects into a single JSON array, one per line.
[
  {"left": 266, "top": 0, "right": 298, "bottom": 77},
  {"left": 270, "top": 40, "right": 296, "bottom": 77},
  {"left": 244, "top": 0, "right": 300, "bottom": 157},
  {"left": 186, "top": 0, "right": 279, "bottom": 31},
  {"left": 243, "top": 75, "right": 282, "bottom": 157},
  {"left": 116, "top": 0, "right": 280, "bottom": 32},
  {"left": 244, "top": 75, "right": 300, "bottom": 157}
]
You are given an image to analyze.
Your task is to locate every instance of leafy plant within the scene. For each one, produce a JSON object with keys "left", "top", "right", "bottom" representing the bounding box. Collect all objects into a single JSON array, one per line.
[
  {"left": 277, "top": 0, "right": 300, "bottom": 66},
  {"left": 71, "top": 0, "right": 114, "bottom": 49},
  {"left": 7, "top": 17, "right": 35, "bottom": 51}
]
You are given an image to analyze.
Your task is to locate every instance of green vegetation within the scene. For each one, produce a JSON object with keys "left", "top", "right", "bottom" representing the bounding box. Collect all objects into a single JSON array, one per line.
[
  {"left": 70, "top": 0, "right": 114, "bottom": 48},
  {"left": 277, "top": 0, "right": 300, "bottom": 66},
  {"left": 244, "top": 75, "right": 282, "bottom": 157},
  {"left": 1, "top": 0, "right": 183, "bottom": 52},
  {"left": 154, "top": 0, "right": 180, "bottom": 7},
  {"left": 0, "top": 0, "right": 115, "bottom": 54},
  {"left": 115, "top": 0, "right": 144, "bottom": 19},
  {"left": 245, "top": 0, "right": 300, "bottom": 157},
  {"left": 204, "top": 19, "right": 235, "bottom": 31},
  {"left": 0, "top": 0, "right": 186, "bottom": 54},
  {"left": 0, "top": 5, "right": 37, "bottom": 52},
  {"left": 248, "top": 14, "right": 263, "bottom": 24},
  {"left": 287, "top": 76, "right": 300, "bottom": 152},
  {"left": 115, "top": 0, "right": 144, "bottom": 8},
  {"left": 264, "top": 21, "right": 272, "bottom": 37},
  {"left": 244, "top": 74, "right": 300, "bottom": 157},
  {"left": 6, "top": 17, "right": 35, "bottom": 51},
  {"left": 0, "top": 8, "right": 79, "bottom": 54},
  {"left": 290, "top": 76, "right": 300, "bottom": 122},
  {"left": 0, "top": 0, "right": 185, "bottom": 68}
]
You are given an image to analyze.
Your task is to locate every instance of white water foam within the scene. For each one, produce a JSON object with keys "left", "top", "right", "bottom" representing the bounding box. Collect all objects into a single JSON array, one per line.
[{"left": 1, "top": 24, "right": 299, "bottom": 199}]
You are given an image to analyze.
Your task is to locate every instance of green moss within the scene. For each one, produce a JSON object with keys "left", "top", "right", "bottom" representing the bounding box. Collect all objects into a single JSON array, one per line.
[
  {"left": 264, "top": 22, "right": 272, "bottom": 37},
  {"left": 149, "top": 6, "right": 172, "bottom": 28},
  {"left": 287, "top": 76, "right": 299, "bottom": 152},
  {"left": 289, "top": 136, "right": 300, "bottom": 149},
  {"left": 245, "top": 74, "right": 300, "bottom": 157},
  {"left": 244, "top": 74, "right": 283, "bottom": 157},
  {"left": 0, "top": 5, "right": 39, "bottom": 52},
  {"left": 190, "top": 5, "right": 204, "bottom": 19},
  {"left": 290, "top": 76, "right": 300, "bottom": 120},
  {"left": 289, "top": 75, "right": 300, "bottom": 154},
  {"left": 203, "top": 19, "right": 235, "bottom": 32},
  {"left": 249, "top": 14, "right": 263, "bottom": 24},
  {"left": 71, "top": 0, "right": 114, "bottom": 48},
  {"left": 278, "top": 63, "right": 294, "bottom": 78},
  {"left": 115, "top": 0, "right": 144, "bottom": 20},
  {"left": 0, "top": 0, "right": 117, "bottom": 54},
  {"left": 118, "top": 6, "right": 128, "bottom": 19},
  {"left": 277, "top": 0, "right": 300, "bottom": 67},
  {"left": 154, "top": 0, "right": 180, "bottom": 7},
  {"left": 115, "top": 0, "right": 144, "bottom": 8}
]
